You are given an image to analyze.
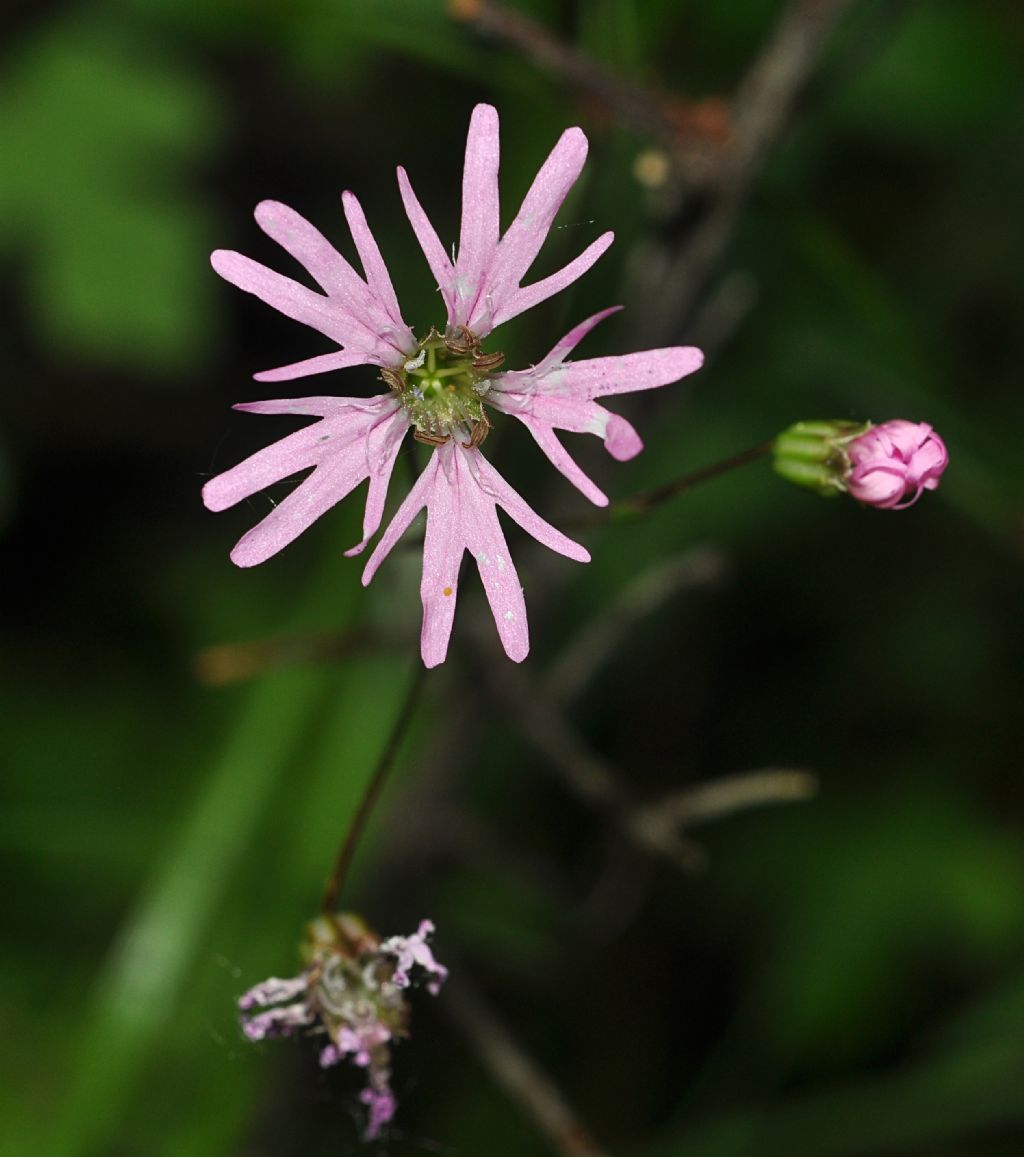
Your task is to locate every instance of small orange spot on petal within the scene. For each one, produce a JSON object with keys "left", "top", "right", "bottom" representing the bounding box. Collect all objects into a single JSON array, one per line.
[{"left": 443, "top": 586, "right": 453, "bottom": 597}]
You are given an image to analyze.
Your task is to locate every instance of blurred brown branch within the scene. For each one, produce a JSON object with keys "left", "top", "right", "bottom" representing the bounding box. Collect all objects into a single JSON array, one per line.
[
  {"left": 448, "top": 0, "right": 729, "bottom": 178},
  {"left": 194, "top": 625, "right": 384, "bottom": 686},
  {"left": 445, "top": 974, "right": 611, "bottom": 1157}
]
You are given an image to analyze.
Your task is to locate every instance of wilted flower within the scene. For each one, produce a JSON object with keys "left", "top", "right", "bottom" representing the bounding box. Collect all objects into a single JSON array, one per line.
[
  {"left": 773, "top": 418, "right": 948, "bottom": 508},
  {"left": 238, "top": 913, "right": 446, "bottom": 1142},
  {"left": 205, "top": 104, "right": 703, "bottom": 665}
]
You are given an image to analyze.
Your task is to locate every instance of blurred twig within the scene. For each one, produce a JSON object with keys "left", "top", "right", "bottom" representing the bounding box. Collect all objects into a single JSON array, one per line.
[
  {"left": 609, "top": 441, "right": 774, "bottom": 521},
  {"left": 448, "top": 0, "right": 729, "bottom": 177},
  {"left": 631, "top": 769, "right": 818, "bottom": 849},
  {"left": 483, "top": 654, "right": 706, "bottom": 872},
  {"left": 445, "top": 974, "right": 611, "bottom": 1157},
  {"left": 195, "top": 625, "right": 384, "bottom": 686},
  {"left": 641, "top": 0, "right": 858, "bottom": 334},
  {"left": 546, "top": 546, "right": 727, "bottom": 705}
]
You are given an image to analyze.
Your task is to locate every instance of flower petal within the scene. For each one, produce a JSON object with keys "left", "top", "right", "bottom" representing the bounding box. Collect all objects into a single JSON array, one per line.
[
  {"left": 491, "top": 231, "right": 615, "bottom": 330},
  {"left": 516, "top": 414, "right": 609, "bottom": 506},
  {"left": 253, "top": 349, "right": 373, "bottom": 382},
  {"left": 418, "top": 452, "right": 464, "bottom": 668},
  {"left": 455, "top": 104, "right": 501, "bottom": 328},
  {"left": 341, "top": 191, "right": 408, "bottom": 334},
  {"left": 397, "top": 166, "right": 456, "bottom": 318},
  {"left": 554, "top": 345, "right": 704, "bottom": 399},
  {"left": 228, "top": 450, "right": 372, "bottom": 568},
  {"left": 211, "top": 249, "right": 356, "bottom": 346},
  {"left": 361, "top": 453, "right": 438, "bottom": 586},
  {"left": 468, "top": 450, "right": 591, "bottom": 563},
  {"left": 460, "top": 489, "right": 530, "bottom": 663},
  {"left": 480, "top": 126, "right": 590, "bottom": 326},
  {"left": 539, "top": 305, "right": 622, "bottom": 368},
  {"left": 344, "top": 407, "right": 410, "bottom": 557}
]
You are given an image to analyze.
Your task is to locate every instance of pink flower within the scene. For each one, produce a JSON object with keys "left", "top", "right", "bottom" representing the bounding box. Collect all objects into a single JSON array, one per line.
[
  {"left": 846, "top": 420, "right": 948, "bottom": 509},
  {"left": 204, "top": 104, "right": 704, "bottom": 666}
]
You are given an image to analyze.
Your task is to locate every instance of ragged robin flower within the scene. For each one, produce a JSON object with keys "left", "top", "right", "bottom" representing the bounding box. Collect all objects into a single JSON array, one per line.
[
  {"left": 238, "top": 913, "right": 447, "bottom": 1142},
  {"left": 204, "top": 104, "right": 704, "bottom": 666}
]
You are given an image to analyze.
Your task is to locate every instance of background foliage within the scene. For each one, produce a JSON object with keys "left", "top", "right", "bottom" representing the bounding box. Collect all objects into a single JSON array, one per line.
[{"left": 2, "top": 1, "right": 1022, "bottom": 1155}]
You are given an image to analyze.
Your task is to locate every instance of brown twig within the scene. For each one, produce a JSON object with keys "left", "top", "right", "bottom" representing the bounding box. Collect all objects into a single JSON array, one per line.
[
  {"left": 639, "top": 0, "right": 858, "bottom": 336},
  {"left": 611, "top": 441, "right": 774, "bottom": 520},
  {"left": 630, "top": 768, "right": 818, "bottom": 850},
  {"left": 483, "top": 654, "right": 706, "bottom": 873},
  {"left": 445, "top": 974, "right": 611, "bottom": 1157},
  {"left": 546, "top": 546, "right": 728, "bottom": 705},
  {"left": 448, "top": 0, "right": 730, "bottom": 174},
  {"left": 320, "top": 664, "right": 427, "bottom": 913},
  {"left": 194, "top": 625, "right": 383, "bottom": 687}
]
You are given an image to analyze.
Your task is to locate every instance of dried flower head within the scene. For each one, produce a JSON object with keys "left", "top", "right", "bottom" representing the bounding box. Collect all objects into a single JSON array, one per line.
[
  {"left": 205, "top": 104, "right": 703, "bottom": 665},
  {"left": 238, "top": 913, "right": 446, "bottom": 1142}
]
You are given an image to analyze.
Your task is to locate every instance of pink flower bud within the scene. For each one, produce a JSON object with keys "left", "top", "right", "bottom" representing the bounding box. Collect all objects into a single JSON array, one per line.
[{"left": 846, "top": 421, "right": 948, "bottom": 510}]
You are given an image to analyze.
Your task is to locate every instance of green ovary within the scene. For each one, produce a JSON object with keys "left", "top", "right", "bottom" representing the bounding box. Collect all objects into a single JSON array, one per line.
[{"left": 397, "top": 331, "right": 492, "bottom": 439}]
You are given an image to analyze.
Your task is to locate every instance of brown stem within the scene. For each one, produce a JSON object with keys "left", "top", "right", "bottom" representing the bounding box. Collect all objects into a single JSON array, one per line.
[
  {"left": 611, "top": 440, "right": 774, "bottom": 520},
  {"left": 449, "top": 0, "right": 730, "bottom": 168},
  {"left": 446, "top": 975, "right": 611, "bottom": 1157},
  {"left": 320, "top": 664, "right": 427, "bottom": 913}
]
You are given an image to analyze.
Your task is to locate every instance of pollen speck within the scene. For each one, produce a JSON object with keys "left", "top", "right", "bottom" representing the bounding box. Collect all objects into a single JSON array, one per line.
[{"left": 443, "top": 586, "right": 453, "bottom": 597}]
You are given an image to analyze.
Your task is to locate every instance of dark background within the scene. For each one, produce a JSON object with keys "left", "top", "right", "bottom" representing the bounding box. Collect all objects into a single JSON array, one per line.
[{"left": 3, "top": 1, "right": 1023, "bottom": 1154}]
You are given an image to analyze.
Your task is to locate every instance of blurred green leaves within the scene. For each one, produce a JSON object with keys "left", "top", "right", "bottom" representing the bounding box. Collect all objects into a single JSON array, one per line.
[{"left": 0, "top": 15, "right": 221, "bottom": 374}]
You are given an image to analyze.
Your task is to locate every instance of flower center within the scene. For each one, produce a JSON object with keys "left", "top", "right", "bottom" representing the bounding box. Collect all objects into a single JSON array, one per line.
[{"left": 382, "top": 326, "right": 503, "bottom": 447}]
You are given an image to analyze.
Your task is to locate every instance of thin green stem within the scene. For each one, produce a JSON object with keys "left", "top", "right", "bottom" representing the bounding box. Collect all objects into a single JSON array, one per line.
[{"left": 320, "top": 663, "right": 427, "bottom": 913}]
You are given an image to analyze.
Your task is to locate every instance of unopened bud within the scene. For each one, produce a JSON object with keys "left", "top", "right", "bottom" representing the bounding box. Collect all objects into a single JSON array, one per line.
[
  {"left": 773, "top": 419, "right": 947, "bottom": 509},
  {"left": 772, "top": 420, "right": 869, "bottom": 497},
  {"left": 845, "top": 420, "right": 948, "bottom": 509}
]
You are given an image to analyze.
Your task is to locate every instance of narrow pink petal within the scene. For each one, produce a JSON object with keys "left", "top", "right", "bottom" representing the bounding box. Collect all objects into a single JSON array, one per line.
[
  {"left": 454, "top": 453, "right": 529, "bottom": 662},
  {"left": 467, "top": 451, "right": 590, "bottom": 563},
  {"left": 253, "top": 349, "right": 373, "bottom": 382},
  {"left": 254, "top": 201, "right": 373, "bottom": 310},
  {"left": 204, "top": 398, "right": 394, "bottom": 512},
  {"left": 361, "top": 453, "right": 439, "bottom": 586},
  {"left": 454, "top": 104, "right": 501, "bottom": 328},
  {"left": 344, "top": 408, "right": 410, "bottom": 557},
  {"left": 418, "top": 450, "right": 464, "bottom": 668},
  {"left": 211, "top": 250, "right": 355, "bottom": 345},
  {"left": 481, "top": 126, "right": 590, "bottom": 320},
  {"left": 229, "top": 450, "right": 370, "bottom": 567},
  {"left": 491, "top": 231, "right": 615, "bottom": 329},
  {"left": 233, "top": 396, "right": 390, "bottom": 418},
  {"left": 254, "top": 201, "right": 408, "bottom": 359},
  {"left": 397, "top": 166, "right": 456, "bottom": 319},
  {"left": 557, "top": 346, "right": 704, "bottom": 399},
  {"left": 518, "top": 415, "right": 608, "bottom": 507},
  {"left": 203, "top": 422, "right": 327, "bottom": 512},
  {"left": 540, "top": 306, "right": 622, "bottom": 368},
  {"left": 341, "top": 191, "right": 408, "bottom": 334}
]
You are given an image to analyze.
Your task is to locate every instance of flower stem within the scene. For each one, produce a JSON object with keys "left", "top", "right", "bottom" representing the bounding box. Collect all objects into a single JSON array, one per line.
[
  {"left": 611, "top": 439, "right": 774, "bottom": 520},
  {"left": 321, "top": 664, "right": 427, "bottom": 913}
]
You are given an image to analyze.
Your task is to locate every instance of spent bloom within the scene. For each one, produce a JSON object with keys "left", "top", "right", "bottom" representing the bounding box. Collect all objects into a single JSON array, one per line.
[
  {"left": 238, "top": 913, "right": 446, "bottom": 1142},
  {"left": 773, "top": 419, "right": 948, "bottom": 508},
  {"left": 204, "top": 104, "right": 703, "bottom": 665}
]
